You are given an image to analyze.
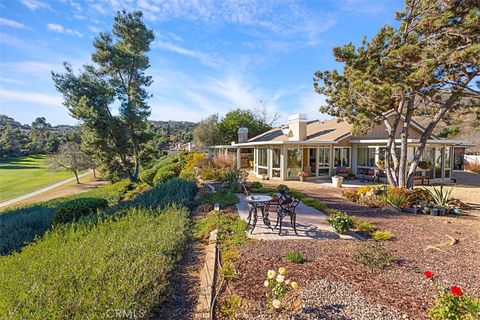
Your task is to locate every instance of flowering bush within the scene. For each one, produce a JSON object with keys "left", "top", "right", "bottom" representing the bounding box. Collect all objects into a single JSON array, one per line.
[
  {"left": 327, "top": 212, "right": 354, "bottom": 233},
  {"left": 264, "top": 267, "right": 298, "bottom": 310},
  {"left": 424, "top": 270, "right": 480, "bottom": 319}
]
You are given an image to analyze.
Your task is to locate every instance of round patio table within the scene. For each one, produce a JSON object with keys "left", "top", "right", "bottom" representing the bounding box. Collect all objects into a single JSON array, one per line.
[{"left": 246, "top": 195, "right": 273, "bottom": 233}]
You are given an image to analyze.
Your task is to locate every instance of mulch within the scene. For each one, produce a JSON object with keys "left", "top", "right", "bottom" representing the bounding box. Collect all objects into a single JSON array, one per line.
[{"left": 220, "top": 182, "right": 480, "bottom": 319}]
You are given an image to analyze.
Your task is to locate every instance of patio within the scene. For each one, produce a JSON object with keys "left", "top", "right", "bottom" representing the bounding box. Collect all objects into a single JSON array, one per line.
[{"left": 236, "top": 193, "right": 359, "bottom": 241}]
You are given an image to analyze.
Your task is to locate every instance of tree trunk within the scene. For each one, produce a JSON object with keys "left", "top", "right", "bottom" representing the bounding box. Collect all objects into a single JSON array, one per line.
[
  {"left": 398, "top": 98, "right": 414, "bottom": 188},
  {"left": 406, "top": 93, "right": 460, "bottom": 188},
  {"left": 74, "top": 170, "right": 80, "bottom": 184},
  {"left": 93, "top": 168, "right": 96, "bottom": 178}
]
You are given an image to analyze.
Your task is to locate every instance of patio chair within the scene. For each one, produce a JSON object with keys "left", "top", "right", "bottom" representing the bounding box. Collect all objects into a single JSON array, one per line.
[{"left": 275, "top": 193, "right": 300, "bottom": 235}]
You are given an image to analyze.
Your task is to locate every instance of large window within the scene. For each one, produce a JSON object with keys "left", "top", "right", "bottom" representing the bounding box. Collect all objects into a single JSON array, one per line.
[
  {"left": 287, "top": 148, "right": 302, "bottom": 179},
  {"left": 357, "top": 146, "right": 376, "bottom": 167},
  {"left": 318, "top": 147, "right": 330, "bottom": 175},
  {"left": 272, "top": 148, "right": 281, "bottom": 178},
  {"left": 254, "top": 148, "right": 268, "bottom": 176},
  {"left": 444, "top": 147, "right": 451, "bottom": 178},
  {"left": 334, "top": 147, "right": 350, "bottom": 168}
]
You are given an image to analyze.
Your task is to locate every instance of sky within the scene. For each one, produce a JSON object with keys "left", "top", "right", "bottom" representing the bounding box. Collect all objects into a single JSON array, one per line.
[{"left": 0, "top": 0, "right": 404, "bottom": 126}]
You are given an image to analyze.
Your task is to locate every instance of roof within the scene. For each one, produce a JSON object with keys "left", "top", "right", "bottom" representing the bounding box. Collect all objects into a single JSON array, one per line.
[{"left": 248, "top": 118, "right": 352, "bottom": 143}]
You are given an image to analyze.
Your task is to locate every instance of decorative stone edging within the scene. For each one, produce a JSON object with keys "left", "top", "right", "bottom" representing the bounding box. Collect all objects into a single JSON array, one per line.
[{"left": 194, "top": 229, "right": 218, "bottom": 320}]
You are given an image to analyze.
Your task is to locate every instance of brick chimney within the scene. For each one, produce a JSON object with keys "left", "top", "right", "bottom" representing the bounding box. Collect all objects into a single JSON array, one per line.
[
  {"left": 237, "top": 127, "right": 248, "bottom": 143},
  {"left": 287, "top": 114, "right": 307, "bottom": 141}
]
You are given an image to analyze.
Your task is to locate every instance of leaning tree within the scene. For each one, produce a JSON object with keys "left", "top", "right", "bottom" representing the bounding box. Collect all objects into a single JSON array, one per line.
[
  {"left": 314, "top": 0, "right": 479, "bottom": 188},
  {"left": 52, "top": 11, "right": 154, "bottom": 182}
]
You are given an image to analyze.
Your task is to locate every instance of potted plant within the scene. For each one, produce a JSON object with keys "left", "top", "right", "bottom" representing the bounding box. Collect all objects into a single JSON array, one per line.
[
  {"left": 418, "top": 160, "right": 432, "bottom": 170},
  {"left": 332, "top": 175, "right": 344, "bottom": 188},
  {"left": 376, "top": 160, "right": 385, "bottom": 170},
  {"left": 298, "top": 171, "right": 309, "bottom": 182}
]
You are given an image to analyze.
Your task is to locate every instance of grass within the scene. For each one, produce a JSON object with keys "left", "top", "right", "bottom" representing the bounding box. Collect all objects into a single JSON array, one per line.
[
  {"left": 198, "top": 190, "right": 239, "bottom": 209},
  {"left": 0, "top": 155, "right": 77, "bottom": 202},
  {"left": 0, "top": 206, "right": 190, "bottom": 319}
]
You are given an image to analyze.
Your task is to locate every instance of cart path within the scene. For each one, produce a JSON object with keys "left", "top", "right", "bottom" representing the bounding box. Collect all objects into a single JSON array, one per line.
[{"left": 0, "top": 171, "right": 91, "bottom": 208}]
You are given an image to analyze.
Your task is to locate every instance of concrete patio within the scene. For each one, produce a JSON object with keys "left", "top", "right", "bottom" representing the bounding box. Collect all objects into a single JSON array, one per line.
[{"left": 236, "top": 193, "right": 359, "bottom": 241}]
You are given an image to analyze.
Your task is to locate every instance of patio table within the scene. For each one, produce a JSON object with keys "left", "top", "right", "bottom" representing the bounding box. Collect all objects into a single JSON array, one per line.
[{"left": 246, "top": 195, "right": 273, "bottom": 234}]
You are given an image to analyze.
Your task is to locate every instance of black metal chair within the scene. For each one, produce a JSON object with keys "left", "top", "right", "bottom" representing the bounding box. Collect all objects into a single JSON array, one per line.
[{"left": 275, "top": 193, "right": 300, "bottom": 235}]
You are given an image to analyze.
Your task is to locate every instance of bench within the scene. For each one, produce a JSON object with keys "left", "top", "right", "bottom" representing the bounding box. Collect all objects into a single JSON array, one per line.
[{"left": 414, "top": 175, "right": 431, "bottom": 185}]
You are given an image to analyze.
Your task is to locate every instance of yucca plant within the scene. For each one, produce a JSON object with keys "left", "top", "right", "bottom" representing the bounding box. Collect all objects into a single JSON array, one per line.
[{"left": 422, "top": 186, "right": 453, "bottom": 207}]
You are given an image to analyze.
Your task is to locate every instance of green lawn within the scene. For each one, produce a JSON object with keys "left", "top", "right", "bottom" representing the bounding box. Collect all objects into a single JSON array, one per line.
[{"left": 0, "top": 155, "right": 75, "bottom": 202}]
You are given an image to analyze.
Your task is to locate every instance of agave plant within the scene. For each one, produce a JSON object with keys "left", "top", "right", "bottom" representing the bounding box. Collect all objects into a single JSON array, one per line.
[{"left": 422, "top": 186, "right": 454, "bottom": 207}]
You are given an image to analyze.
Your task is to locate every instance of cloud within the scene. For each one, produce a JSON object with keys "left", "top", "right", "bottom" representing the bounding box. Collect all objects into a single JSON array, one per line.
[
  {"left": 0, "top": 18, "right": 29, "bottom": 30},
  {"left": 47, "top": 23, "right": 83, "bottom": 37},
  {"left": 154, "top": 41, "right": 224, "bottom": 68},
  {"left": 0, "top": 88, "right": 62, "bottom": 107},
  {"left": 20, "top": 0, "right": 50, "bottom": 10}
]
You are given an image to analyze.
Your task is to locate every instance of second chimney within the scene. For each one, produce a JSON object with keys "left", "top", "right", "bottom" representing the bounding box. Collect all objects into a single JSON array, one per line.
[
  {"left": 288, "top": 114, "right": 307, "bottom": 141},
  {"left": 237, "top": 127, "right": 248, "bottom": 143}
]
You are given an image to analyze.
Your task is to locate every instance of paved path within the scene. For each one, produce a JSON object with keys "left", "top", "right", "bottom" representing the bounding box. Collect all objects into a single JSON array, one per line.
[
  {"left": 236, "top": 193, "right": 358, "bottom": 241},
  {"left": 0, "top": 171, "right": 91, "bottom": 208}
]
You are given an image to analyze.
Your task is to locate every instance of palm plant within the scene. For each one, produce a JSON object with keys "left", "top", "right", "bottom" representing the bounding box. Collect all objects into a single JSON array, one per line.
[{"left": 422, "top": 186, "right": 453, "bottom": 207}]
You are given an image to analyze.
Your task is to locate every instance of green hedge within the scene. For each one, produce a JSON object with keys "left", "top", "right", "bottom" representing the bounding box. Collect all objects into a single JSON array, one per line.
[
  {"left": 0, "top": 206, "right": 190, "bottom": 319},
  {"left": 53, "top": 197, "right": 109, "bottom": 225},
  {"left": 153, "top": 170, "right": 178, "bottom": 184},
  {"left": 0, "top": 181, "right": 131, "bottom": 256}
]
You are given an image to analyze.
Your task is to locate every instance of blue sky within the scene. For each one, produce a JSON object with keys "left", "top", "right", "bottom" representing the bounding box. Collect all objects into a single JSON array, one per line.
[{"left": 0, "top": 0, "right": 403, "bottom": 126}]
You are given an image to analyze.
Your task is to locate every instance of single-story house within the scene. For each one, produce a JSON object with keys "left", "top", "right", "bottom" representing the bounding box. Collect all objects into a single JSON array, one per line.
[{"left": 212, "top": 112, "right": 474, "bottom": 182}]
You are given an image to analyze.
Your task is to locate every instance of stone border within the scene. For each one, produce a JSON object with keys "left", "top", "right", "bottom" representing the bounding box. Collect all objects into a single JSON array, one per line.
[{"left": 194, "top": 229, "right": 218, "bottom": 319}]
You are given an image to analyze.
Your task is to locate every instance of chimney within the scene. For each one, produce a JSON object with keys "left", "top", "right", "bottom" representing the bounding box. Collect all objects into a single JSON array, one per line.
[
  {"left": 288, "top": 114, "right": 308, "bottom": 141},
  {"left": 237, "top": 127, "right": 248, "bottom": 143}
]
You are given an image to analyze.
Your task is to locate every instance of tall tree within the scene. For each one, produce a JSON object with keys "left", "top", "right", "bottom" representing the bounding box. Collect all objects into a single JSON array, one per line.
[
  {"left": 52, "top": 11, "right": 154, "bottom": 182},
  {"left": 0, "top": 125, "right": 22, "bottom": 158},
  {"left": 29, "top": 117, "right": 51, "bottom": 154},
  {"left": 314, "top": 0, "right": 479, "bottom": 188},
  {"left": 49, "top": 142, "right": 91, "bottom": 184},
  {"left": 193, "top": 114, "right": 222, "bottom": 148},
  {"left": 218, "top": 108, "right": 272, "bottom": 144}
]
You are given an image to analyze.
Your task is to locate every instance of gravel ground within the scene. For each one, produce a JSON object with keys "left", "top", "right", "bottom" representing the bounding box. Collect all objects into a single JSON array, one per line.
[{"left": 217, "top": 177, "right": 480, "bottom": 319}]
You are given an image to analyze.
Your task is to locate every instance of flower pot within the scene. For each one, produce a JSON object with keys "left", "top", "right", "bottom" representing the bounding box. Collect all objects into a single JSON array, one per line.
[
  {"left": 300, "top": 176, "right": 305, "bottom": 182},
  {"left": 332, "top": 176, "right": 344, "bottom": 188},
  {"left": 437, "top": 208, "right": 446, "bottom": 216},
  {"left": 429, "top": 208, "right": 439, "bottom": 216},
  {"left": 453, "top": 208, "right": 462, "bottom": 215}
]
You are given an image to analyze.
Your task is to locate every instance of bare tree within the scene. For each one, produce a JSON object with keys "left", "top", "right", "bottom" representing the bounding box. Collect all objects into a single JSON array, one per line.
[{"left": 49, "top": 142, "right": 92, "bottom": 184}]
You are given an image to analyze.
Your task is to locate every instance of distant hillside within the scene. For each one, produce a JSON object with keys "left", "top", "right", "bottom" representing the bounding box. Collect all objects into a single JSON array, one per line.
[{"left": 150, "top": 120, "right": 197, "bottom": 142}]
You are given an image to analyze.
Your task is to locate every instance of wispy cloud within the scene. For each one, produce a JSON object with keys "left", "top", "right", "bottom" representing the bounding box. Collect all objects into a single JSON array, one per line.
[
  {"left": 20, "top": 0, "right": 50, "bottom": 10},
  {"left": 47, "top": 23, "right": 83, "bottom": 37},
  {"left": 0, "top": 88, "right": 62, "bottom": 107},
  {"left": 0, "top": 18, "right": 29, "bottom": 30},
  {"left": 153, "top": 41, "right": 224, "bottom": 69}
]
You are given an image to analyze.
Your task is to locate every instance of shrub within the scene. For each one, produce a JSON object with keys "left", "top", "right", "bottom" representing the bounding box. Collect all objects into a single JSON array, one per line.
[
  {"left": 0, "top": 181, "right": 131, "bottom": 256},
  {"left": 199, "top": 190, "right": 239, "bottom": 209},
  {"left": 153, "top": 169, "right": 178, "bottom": 184},
  {"left": 53, "top": 197, "right": 109, "bottom": 225},
  {"left": 179, "top": 169, "right": 196, "bottom": 180},
  {"left": 139, "top": 167, "right": 157, "bottom": 185},
  {"left": 352, "top": 217, "right": 376, "bottom": 233},
  {"left": 342, "top": 189, "right": 360, "bottom": 202},
  {"left": 122, "top": 182, "right": 151, "bottom": 201},
  {"left": 358, "top": 195, "right": 386, "bottom": 208},
  {"left": 223, "top": 167, "right": 247, "bottom": 191},
  {"left": 220, "top": 295, "right": 242, "bottom": 319},
  {"left": 411, "top": 188, "right": 433, "bottom": 202},
  {"left": 0, "top": 206, "right": 190, "bottom": 319},
  {"left": 326, "top": 212, "right": 354, "bottom": 233},
  {"left": 372, "top": 230, "right": 393, "bottom": 241},
  {"left": 286, "top": 251, "right": 305, "bottom": 264},
  {"left": 354, "top": 243, "right": 394, "bottom": 269},
  {"left": 465, "top": 161, "right": 480, "bottom": 173},
  {"left": 250, "top": 181, "right": 263, "bottom": 189},
  {"left": 0, "top": 205, "right": 55, "bottom": 256},
  {"left": 422, "top": 186, "right": 454, "bottom": 207},
  {"left": 383, "top": 192, "right": 411, "bottom": 209}
]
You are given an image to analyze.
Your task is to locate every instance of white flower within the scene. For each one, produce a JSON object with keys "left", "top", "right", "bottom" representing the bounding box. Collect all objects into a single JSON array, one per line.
[
  {"left": 264, "top": 280, "right": 270, "bottom": 287},
  {"left": 272, "top": 299, "right": 281, "bottom": 309},
  {"left": 267, "top": 270, "right": 276, "bottom": 279},
  {"left": 276, "top": 274, "right": 285, "bottom": 283}
]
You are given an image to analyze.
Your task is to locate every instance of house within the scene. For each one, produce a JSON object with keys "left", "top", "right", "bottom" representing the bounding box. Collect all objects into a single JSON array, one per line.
[{"left": 213, "top": 112, "right": 474, "bottom": 182}]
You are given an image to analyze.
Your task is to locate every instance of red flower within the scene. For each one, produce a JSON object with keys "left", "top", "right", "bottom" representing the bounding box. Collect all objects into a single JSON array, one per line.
[
  {"left": 424, "top": 271, "right": 434, "bottom": 279},
  {"left": 450, "top": 286, "right": 463, "bottom": 297}
]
